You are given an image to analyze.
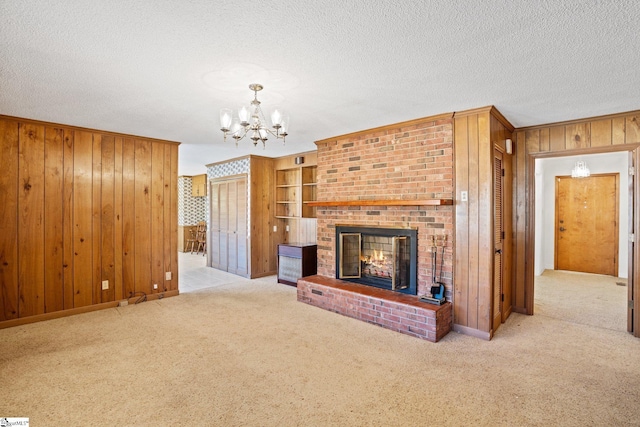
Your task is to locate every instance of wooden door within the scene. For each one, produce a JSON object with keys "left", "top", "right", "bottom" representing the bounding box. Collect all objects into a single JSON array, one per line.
[
  {"left": 493, "top": 149, "right": 504, "bottom": 332},
  {"left": 555, "top": 174, "right": 619, "bottom": 276}
]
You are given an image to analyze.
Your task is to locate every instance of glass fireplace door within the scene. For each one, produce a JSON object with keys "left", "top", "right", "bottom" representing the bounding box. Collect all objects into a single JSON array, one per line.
[{"left": 339, "top": 233, "right": 361, "bottom": 278}]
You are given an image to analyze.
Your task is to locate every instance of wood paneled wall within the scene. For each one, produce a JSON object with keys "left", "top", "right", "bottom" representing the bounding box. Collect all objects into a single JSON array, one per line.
[
  {"left": 513, "top": 111, "right": 640, "bottom": 329},
  {"left": 0, "top": 116, "right": 179, "bottom": 326},
  {"left": 250, "top": 156, "right": 278, "bottom": 277},
  {"left": 453, "top": 107, "right": 514, "bottom": 339}
]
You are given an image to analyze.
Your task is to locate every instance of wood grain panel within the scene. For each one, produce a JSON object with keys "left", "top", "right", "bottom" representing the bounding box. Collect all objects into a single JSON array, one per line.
[
  {"left": 92, "top": 135, "right": 102, "bottom": 304},
  {"left": 101, "top": 135, "right": 115, "bottom": 302},
  {"left": 525, "top": 130, "right": 540, "bottom": 154},
  {"left": 0, "top": 115, "right": 180, "bottom": 325},
  {"left": 170, "top": 144, "right": 179, "bottom": 290},
  {"left": 612, "top": 117, "right": 626, "bottom": 145},
  {"left": 122, "top": 138, "right": 136, "bottom": 299},
  {"left": 549, "top": 126, "right": 566, "bottom": 152},
  {"left": 0, "top": 119, "right": 19, "bottom": 320},
  {"left": 73, "top": 131, "right": 94, "bottom": 308},
  {"left": 62, "top": 130, "right": 74, "bottom": 309},
  {"left": 114, "top": 137, "right": 124, "bottom": 301},
  {"left": 539, "top": 128, "right": 550, "bottom": 152},
  {"left": 163, "top": 143, "right": 174, "bottom": 290},
  {"left": 134, "top": 140, "right": 152, "bottom": 294},
  {"left": 477, "top": 113, "right": 492, "bottom": 333},
  {"left": 467, "top": 115, "right": 480, "bottom": 329},
  {"left": 626, "top": 115, "right": 640, "bottom": 144},
  {"left": 454, "top": 115, "right": 469, "bottom": 327},
  {"left": 565, "top": 123, "right": 590, "bottom": 150},
  {"left": 44, "top": 127, "right": 64, "bottom": 313},
  {"left": 590, "top": 119, "right": 612, "bottom": 147},
  {"left": 151, "top": 142, "right": 165, "bottom": 292},
  {"left": 514, "top": 131, "right": 527, "bottom": 310},
  {"left": 19, "top": 123, "right": 46, "bottom": 316}
]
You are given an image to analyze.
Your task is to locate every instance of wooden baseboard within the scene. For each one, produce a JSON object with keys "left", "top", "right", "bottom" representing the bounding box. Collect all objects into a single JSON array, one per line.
[
  {"left": 0, "top": 290, "right": 180, "bottom": 330},
  {"left": 452, "top": 323, "right": 491, "bottom": 341}
]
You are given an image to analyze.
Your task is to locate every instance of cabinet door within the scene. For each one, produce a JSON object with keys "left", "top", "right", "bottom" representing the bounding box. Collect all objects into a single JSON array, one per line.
[{"left": 192, "top": 174, "right": 206, "bottom": 197}]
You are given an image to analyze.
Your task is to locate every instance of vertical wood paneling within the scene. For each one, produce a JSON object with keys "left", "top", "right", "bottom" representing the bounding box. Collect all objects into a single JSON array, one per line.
[
  {"left": 454, "top": 116, "right": 469, "bottom": 327},
  {"left": 73, "top": 131, "right": 94, "bottom": 308},
  {"left": 169, "top": 144, "right": 179, "bottom": 291},
  {"left": 467, "top": 115, "right": 480, "bottom": 329},
  {"left": 539, "top": 128, "right": 550, "bottom": 152},
  {"left": 0, "top": 120, "right": 19, "bottom": 320},
  {"left": 626, "top": 115, "right": 640, "bottom": 144},
  {"left": 591, "top": 119, "right": 612, "bottom": 147},
  {"left": 18, "top": 123, "right": 46, "bottom": 317},
  {"left": 134, "top": 140, "right": 152, "bottom": 294},
  {"left": 612, "top": 117, "right": 626, "bottom": 145},
  {"left": 62, "top": 130, "right": 74, "bottom": 309},
  {"left": 101, "top": 135, "right": 115, "bottom": 302},
  {"left": 122, "top": 138, "right": 136, "bottom": 299},
  {"left": 525, "top": 130, "right": 540, "bottom": 154},
  {"left": 164, "top": 144, "right": 176, "bottom": 291},
  {"left": 44, "top": 127, "right": 64, "bottom": 313},
  {"left": 92, "top": 135, "right": 102, "bottom": 304},
  {"left": 114, "top": 137, "right": 124, "bottom": 301},
  {"left": 514, "top": 131, "right": 527, "bottom": 310},
  {"left": 565, "top": 123, "right": 590, "bottom": 150},
  {"left": 151, "top": 142, "right": 165, "bottom": 292},
  {"left": 0, "top": 116, "right": 179, "bottom": 324},
  {"left": 549, "top": 126, "right": 566, "bottom": 152},
  {"left": 477, "top": 113, "right": 492, "bottom": 332}
]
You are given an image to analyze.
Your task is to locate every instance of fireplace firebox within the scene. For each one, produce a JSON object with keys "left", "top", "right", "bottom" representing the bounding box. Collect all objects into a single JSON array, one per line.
[{"left": 335, "top": 226, "right": 418, "bottom": 295}]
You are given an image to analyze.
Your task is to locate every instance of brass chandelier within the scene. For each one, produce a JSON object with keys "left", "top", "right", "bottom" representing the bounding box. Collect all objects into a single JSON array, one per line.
[{"left": 219, "top": 83, "right": 289, "bottom": 147}]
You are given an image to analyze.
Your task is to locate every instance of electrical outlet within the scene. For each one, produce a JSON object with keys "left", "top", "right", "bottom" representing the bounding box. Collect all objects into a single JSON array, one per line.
[
  {"left": 101, "top": 280, "right": 109, "bottom": 290},
  {"left": 273, "top": 225, "right": 277, "bottom": 232},
  {"left": 285, "top": 225, "right": 290, "bottom": 232},
  {"left": 461, "top": 191, "right": 468, "bottom": 202},
  {"left": 165, "top": 271, "right": 172, "bottom": 280},
  {"left": 153, "top": 284, "right": 158, "bottom": 290}
]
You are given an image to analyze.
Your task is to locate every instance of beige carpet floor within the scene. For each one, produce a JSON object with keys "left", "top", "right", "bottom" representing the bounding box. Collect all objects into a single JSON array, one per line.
[{"left": 1, "top": 271, "right": 639, "bottom": 426}]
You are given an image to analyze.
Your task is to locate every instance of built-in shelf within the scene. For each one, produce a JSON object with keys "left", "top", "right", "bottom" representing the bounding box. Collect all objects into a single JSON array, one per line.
[{"left": 307, "top": 199, "right": 453, "bottom": 207}]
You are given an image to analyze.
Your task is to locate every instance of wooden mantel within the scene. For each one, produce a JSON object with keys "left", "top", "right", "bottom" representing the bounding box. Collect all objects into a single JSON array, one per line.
[{"left": 307, "top": 199, "right": 453, "bottom": 207}]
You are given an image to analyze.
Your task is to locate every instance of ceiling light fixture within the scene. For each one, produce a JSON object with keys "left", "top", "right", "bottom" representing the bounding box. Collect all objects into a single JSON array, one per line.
[
  {"left": 219, "top": 83, "right": 289, "bottom": 148},
  {"left": 571, "top": 160, "right": 590, "bottom": 178}
]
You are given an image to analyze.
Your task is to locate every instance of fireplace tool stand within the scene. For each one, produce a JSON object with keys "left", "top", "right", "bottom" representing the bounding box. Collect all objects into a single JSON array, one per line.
[{"left": 420, "top": 235, "right": 447, "bottom": 305}]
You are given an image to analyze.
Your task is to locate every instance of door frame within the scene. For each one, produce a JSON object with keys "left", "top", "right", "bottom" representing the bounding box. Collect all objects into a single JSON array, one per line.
[{"left": 525, "top": 145, "right": 639, "bottom": 336}]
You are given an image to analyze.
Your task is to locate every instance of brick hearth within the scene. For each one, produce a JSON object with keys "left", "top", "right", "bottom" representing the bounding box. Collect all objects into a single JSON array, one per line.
[{"left": 297, "top": 275, "right": 452, "bottom": 342}]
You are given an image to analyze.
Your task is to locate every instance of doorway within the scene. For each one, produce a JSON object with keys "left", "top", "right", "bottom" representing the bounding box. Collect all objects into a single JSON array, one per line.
[{"left": 533, "top": 152, "right": 629, "bottom": 331}]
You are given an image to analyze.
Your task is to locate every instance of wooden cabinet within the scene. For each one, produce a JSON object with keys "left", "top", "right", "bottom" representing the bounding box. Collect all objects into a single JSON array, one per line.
[
  {"left": 277, "top": 243, "right": 317, "bottom": 286},
  {"left": 192, "top": 174, "right": 207, "bottom": 197}
]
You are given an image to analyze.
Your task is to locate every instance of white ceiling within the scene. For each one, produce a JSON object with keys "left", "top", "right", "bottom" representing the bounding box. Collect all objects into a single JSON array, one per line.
[{"left": 1, "top": 1, "right": 638, "bottom": 175}]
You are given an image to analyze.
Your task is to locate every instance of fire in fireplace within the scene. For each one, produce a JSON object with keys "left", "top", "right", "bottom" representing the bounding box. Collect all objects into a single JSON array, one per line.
[{"left": 335, "top": 226, "right": 418, "bottom": 295}]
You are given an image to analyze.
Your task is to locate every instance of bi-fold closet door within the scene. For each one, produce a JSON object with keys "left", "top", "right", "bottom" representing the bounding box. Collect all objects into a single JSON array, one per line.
[{"left": 209, "top": 176, "right": 248, "bottom": 277}]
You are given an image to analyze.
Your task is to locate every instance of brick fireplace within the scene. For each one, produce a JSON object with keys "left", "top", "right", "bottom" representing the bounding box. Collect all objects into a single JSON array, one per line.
[{"left": 297, "top": 114, "right": 455, "bottom": 341}]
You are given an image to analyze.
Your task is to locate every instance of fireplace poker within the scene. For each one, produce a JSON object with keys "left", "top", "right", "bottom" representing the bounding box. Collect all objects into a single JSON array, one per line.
[{"left": 431, "top": 235, "right": 437, "bottom": 284}]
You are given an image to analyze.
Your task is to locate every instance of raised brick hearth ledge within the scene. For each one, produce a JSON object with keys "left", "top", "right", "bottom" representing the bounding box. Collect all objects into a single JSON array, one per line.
[{"left": 297, "top": 275, "right": 452, "bottom": 342}]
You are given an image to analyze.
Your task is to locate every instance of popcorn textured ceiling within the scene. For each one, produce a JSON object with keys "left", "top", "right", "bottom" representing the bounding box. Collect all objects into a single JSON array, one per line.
[{"left": 1, "top": 0, "right": 638, "bottom": 175}]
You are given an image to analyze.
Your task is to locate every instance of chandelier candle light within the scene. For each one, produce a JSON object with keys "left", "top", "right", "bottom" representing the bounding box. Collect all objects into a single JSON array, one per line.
[
  {"left": 571, "top": 159, "right": 591, "bottom": 178},
  {"left": 219, "top": 83, "right": 289, "bottom": 148}
]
